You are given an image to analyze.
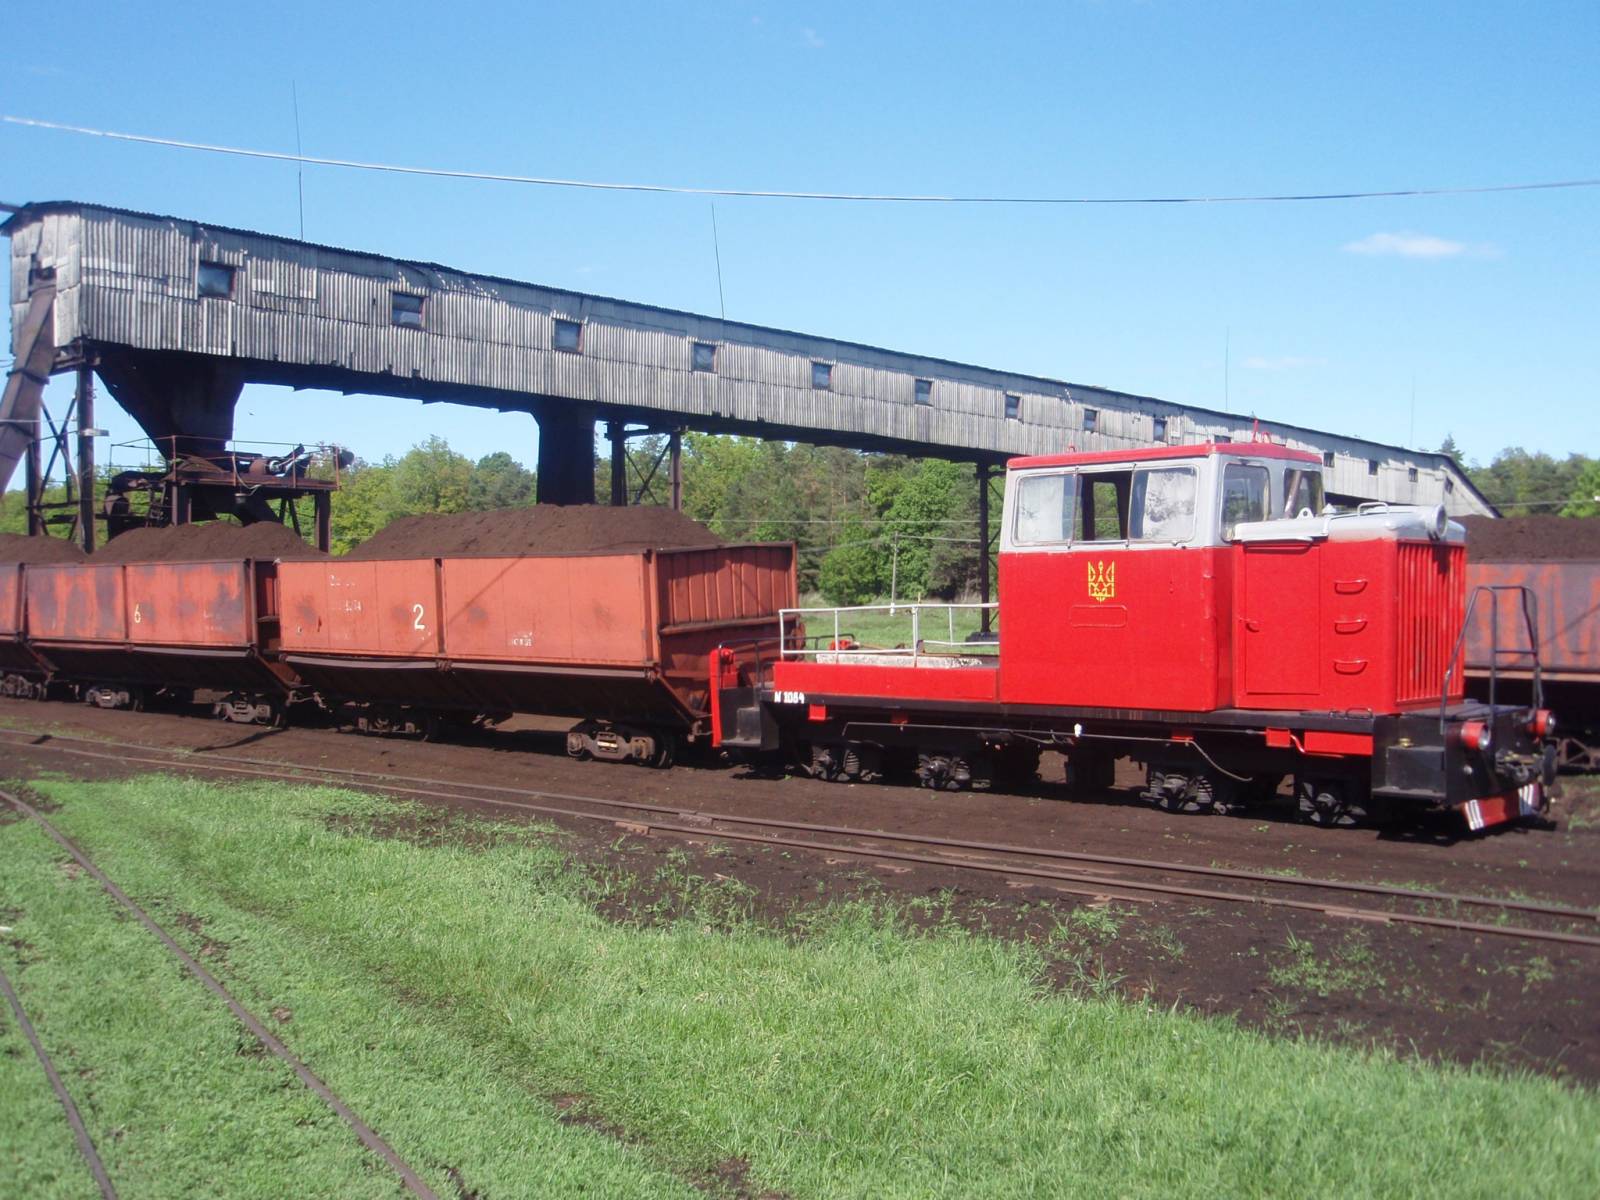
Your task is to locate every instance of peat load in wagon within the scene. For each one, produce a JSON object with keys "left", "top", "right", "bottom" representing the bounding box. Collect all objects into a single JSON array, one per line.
[
  {"left": 92, "top": 521, "right": 326, "bottom": 562},
  {"left": 342, "top": 504, "right": 723, "bottom": 559},
  {"left": 0, "top": 533, "right": 88, "bottom": 564},
  {"left": 1459, "top": 516, "right": 1600, "bottom": 564}
]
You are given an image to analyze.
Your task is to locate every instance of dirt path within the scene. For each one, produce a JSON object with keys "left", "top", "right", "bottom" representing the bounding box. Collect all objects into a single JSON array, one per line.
[{"left": 5, "top": 697, "right": 1597, "bottom": 1084}]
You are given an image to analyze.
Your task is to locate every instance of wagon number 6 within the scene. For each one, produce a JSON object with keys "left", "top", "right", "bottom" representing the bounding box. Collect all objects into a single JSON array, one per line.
[{"left": 412, "top": 603, "right": 427, "bottom": 632}]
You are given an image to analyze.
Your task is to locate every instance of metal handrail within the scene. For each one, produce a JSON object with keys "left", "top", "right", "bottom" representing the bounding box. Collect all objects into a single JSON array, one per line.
[
  {"left": 779, "top": 601, "right": 1000, "bottom": 663},
  {"left": 1440, "top": 584, "right": 1542, "bottom": 730}
]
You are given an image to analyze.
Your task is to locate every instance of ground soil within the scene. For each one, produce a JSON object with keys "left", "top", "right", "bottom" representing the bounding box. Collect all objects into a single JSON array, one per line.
[
  {"left": 0, "top": 533, "right": 87, "bottom": 564},
  {"left": 342, "top": 504, "right": 723, "bottom": 560},
  {"left": 93, "top": 521, "right": 326, "bottom": 562},
  {"left": 1460, "top": 516, "right": 1600, "bottom": 563},
  {"left": 3, "top": 698, "right": 1596, "bottom": 1085}
]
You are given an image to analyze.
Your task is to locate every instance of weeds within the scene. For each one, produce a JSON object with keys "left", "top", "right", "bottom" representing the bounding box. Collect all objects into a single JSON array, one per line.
[{"left": 1268, "top": 931, "right": 1386, "bottom": 998}]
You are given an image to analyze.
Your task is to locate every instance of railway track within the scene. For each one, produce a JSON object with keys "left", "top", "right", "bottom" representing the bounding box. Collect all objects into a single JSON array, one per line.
[
  {"left": 4, "top": 722, "right": 1598, "bottom": 950},
  {"left": 0, "top": 783, "right": 440, "bottom": 1200}
]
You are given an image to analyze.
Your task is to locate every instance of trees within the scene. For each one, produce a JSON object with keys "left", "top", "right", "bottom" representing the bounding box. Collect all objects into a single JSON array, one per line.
[
  {"left": 1468, "top": 449, "right": 1595, "bottom": 517},
  {"left": 817, "top": 519, "right": 884, "bottom": 605},
  {"left": 1563, "top": 460, "right": 1600, "bottom": 518},
  {"left": 387, "top": 436, "right": 473, "bottom": 518},
  {"left": 326, "top": 458, "right": 395, "bottom": 554},
  {"left": 467, "top": 451, "right": 535, "bottom": 510}
]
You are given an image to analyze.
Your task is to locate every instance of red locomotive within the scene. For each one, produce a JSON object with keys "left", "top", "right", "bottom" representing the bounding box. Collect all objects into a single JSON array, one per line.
[{"left": 714, "top": 441, "right": 1557, "bottom": 831}]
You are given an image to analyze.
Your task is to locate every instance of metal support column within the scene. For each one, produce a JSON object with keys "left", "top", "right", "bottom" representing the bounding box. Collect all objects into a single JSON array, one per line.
[
  {"left": 608, "top": 421, "right": 626, "bottom": 506},
  {"left": 534, "top": 403, "right": 597, "bottom": 505},
  {"left": 977, "top": 463, "right": 992, "bottom": 633},
  {"left": 75, "top": 367, "right": 95, "bottom": 553},
  {"left": 24, "top": 428, "right": 42, "bottom": 536},
  {"left": 669, "top": 430, "right": 683, "bottom": 511},
  {"left": 314, "top": 492, "right": 332, "bottom": 553}
]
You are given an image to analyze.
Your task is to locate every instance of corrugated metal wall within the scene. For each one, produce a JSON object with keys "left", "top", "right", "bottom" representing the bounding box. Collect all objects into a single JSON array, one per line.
[{"left": 8, "top": 204, "right": 1491, "bottom": 515}]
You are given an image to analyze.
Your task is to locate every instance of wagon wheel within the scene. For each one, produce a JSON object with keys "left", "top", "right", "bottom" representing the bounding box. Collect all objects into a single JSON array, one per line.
[{"left": 650, "top": 735, "right": 676, "bottom": 770}]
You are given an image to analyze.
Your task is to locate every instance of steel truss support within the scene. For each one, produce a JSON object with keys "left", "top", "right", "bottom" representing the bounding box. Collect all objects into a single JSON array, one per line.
[{"left": 606, "top": 424, "right": 686, "bottom": 510}]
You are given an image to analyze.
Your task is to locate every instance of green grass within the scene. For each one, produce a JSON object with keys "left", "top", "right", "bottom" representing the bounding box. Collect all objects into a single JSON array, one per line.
[
  {"left": 1267, "top": 931, "right": 1387, "bottom": 999},
  {"left": 3, "top": 776, "right": 1598, "bottom": 1199}
]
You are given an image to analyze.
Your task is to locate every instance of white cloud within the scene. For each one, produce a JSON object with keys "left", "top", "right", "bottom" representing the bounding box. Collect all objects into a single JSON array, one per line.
[
  {"left": 1341, "top": 231, "right": 1500, "bottom": 259},
  {"left": 801, "top": 27, "right": 825, "bottom": 48},
  {"left": 1240, "top": 355, "right": 1327, "bottom": 371}
]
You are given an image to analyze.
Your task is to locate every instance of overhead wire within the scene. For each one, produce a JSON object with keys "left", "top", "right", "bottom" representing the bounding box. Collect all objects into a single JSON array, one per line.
[{"left": 4, "top": 115, "right": 1597, "bottom": 206}]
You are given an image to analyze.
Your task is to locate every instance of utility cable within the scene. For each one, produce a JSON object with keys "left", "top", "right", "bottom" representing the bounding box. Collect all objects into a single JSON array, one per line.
[{"left": 5, "top": 115, "right": 1597, "bottom": 206}]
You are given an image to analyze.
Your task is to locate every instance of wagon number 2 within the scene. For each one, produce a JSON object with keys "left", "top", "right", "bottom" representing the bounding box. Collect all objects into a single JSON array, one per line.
[{"left": 412, "top": 604, "right": 427, "bottom": 632}]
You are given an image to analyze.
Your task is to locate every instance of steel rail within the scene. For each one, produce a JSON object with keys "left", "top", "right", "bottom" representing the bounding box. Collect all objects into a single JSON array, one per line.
[
  {"left": 4, "top": 729, "right": 1599, "bottom": 949},
  {"left": 0, "top": 786, "right": 441, "bottom": 1200},
  {"left": 0, "top": 724, "right": 1593, "bottom": 925},
  {"left": 0, "top": 963, "right": 118, "bottom": 1199}
]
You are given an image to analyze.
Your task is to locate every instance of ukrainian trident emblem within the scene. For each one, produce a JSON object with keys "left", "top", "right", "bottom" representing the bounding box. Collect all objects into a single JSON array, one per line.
[{"left": 1087, "top": 560, "right": 1116, "bottom": 603}]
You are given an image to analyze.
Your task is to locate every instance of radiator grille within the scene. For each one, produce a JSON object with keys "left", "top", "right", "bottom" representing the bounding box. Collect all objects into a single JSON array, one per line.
[{"left": 1397, "top": 542, "right": 1465, "bottom": 705}]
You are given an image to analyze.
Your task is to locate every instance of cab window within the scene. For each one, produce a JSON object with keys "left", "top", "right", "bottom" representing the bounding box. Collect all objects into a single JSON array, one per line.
[
  {"left": 1284, "top": 467, "right": 1324, "bottom": 517},
  {"left": 1080, "top": 472, "right": 1130, "bottom": 541},
  {"left": 1221, "top": 462, "right": 1270, "bottom": 539},
  {"left": 1013, "top": 472, "right": 1077, "bottom": 544},
  {"left": 1130, "top": 466, "right": 1197, "bottom": 542}
]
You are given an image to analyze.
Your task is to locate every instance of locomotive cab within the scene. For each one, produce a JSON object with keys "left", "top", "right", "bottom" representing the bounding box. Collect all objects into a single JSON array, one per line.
[{"left": 998, "top": 442, "right": 1328, "bottom": 711}]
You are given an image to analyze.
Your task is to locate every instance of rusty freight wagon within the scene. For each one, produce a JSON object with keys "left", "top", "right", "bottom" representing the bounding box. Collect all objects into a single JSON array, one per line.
[
  {"left": 276, "top": 543, "right": 796, "bottom": 763},
  {"left": 1462, "top": 556, "right": 1600, "bottom": 769},
  {"left": 18, "top": 558, "right": 299, "bottom": 720},
  {"left": 0, "top": 562, "right": 51, "bottom": 697}
]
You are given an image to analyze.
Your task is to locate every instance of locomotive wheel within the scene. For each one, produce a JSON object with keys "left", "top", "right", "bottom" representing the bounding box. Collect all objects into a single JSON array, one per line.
[
  {"left": 916, "top": 753, "right": 992, "bottom": 792},
  {"left": 1147, "top": 769, "right": 1235, "bottom": 815},
  {"left": 1296, "top": 779, "right": 1369, "bottom": 827},
  {"left": 809, "top": 742, "right": 883, "bottom": 784}
]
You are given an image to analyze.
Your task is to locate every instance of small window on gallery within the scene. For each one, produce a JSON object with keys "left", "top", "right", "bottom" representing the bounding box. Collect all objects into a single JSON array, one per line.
[
  {"left": 1408, "top": 466, "right": 1419, "bottom": 482},
  {"left": 391, "top": 292, "right": 425, "bottom": 329},
  {"left": 1215, "top": 434, "right": 1232, "bottom": 444},
  {"left": 915, "top": 378, "right": 933, "bottom": 406},
  {"left": 1004, "top": 394, "right": 1021, "bottom": 421},
  {"left": 692, "top": 342, "right": 717, "bottom": 371},
  {"left": 553, "top": 318, "right": 583, "bottom": 352},
  {"left": 1152, "top": 415, "right": 1168, "bottom": 441},
  {"left": 198, "top": 261, "right": 235, "bottom": 299},
  {"left": 1368, "top": 459, "right": 1380, "bottom": 476},
  {"left": 1323, "top": 451, "right": 1336, "bottom": 467},
  {"left": 1082, "top": 407, "right": 1099, "bottom": 433},
  {"left": 812, "top": 361, "right": 832, "bottom": 389}
]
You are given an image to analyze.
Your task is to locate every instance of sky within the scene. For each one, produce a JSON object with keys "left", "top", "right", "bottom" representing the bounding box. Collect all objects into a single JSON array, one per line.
[{"left": 3, "top": 0, "right": 1595, "bottom": 477}]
